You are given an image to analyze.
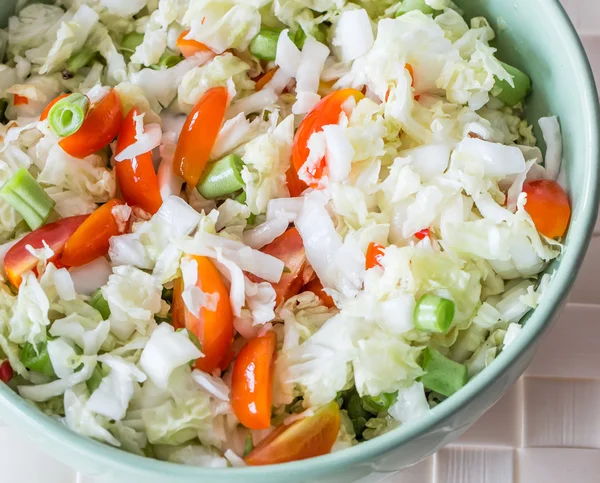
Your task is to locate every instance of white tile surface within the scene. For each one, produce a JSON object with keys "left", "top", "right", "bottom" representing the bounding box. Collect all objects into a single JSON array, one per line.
[
  {"left": 434, "top": 447, "right": 515, "bottom": 483},
  {"left": 523, "top": 377, "right": 600, "bottom": 448},
  {"left": 2, "top": 1, "right": 600, "bottom": 483},
  {"left": 516, "top": 448, "right": 600, "bottom": 483}
]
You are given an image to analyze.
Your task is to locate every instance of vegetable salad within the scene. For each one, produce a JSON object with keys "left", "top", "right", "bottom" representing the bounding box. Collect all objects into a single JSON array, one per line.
[{"left": 0, "top": 0, "right": 570, "bottom": 467}]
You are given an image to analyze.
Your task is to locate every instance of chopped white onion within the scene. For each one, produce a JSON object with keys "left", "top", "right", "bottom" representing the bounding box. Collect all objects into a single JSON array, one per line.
[
  {"left": 322, "top": 124, "right": 354, "bottom": 183},
  {"left": 211, "top": 113, "right": 251, "bottom": 159},
  {"left": 226, "top": 88, "right": 277, "bottom": 119},
  {"left": 332, "top": 9, "right": 374, "bottom": 62},
  {"left": 158, "top": 131, "right": 184, "bottom": 201},
  {"left": 155, "top": 196, "right": 201, "bottom": 237},
  {"left": 86, "top": 85, "right": 110, "bottom": 105},
  {"left": 192, "top": 369, "right": 230, "bottom": 401},
  {"left": 53, "top": 268, "right": 76, "bottom": 301},
  {"left": 275, "top": 29, "right": 302, "bottom": 76},
  {"left": 266, "top": 197, "right": 305, "bottom": 222},
  {"left": 242, "top": 215, "right": 289, "bottom": 250},
  {"left": 293, "top": 37, "right": 330, "bottom": 115},
  {"left": 115, "top": 122, "right": 162, "bottom": 162},
  {"left": 539, "top": 116, "right": 562, "bottom": 181}
]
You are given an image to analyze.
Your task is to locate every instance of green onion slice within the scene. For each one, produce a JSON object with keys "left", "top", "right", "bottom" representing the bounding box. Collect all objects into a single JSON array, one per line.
[
  {"left": 414, "top": 293, "right": 455, "bottom": 333},
  {"left": 196, "top": 154, "right": 245, "bottom": 200},
  {"left": 48, "top": 93, "right": 89, "bottom": 138},
  {"left": 0, "top": 168, "right": 55, "bottom": 230}
]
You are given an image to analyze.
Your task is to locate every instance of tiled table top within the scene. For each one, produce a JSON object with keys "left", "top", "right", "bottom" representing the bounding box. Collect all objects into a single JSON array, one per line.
[{"left": 1, "top": 1, "right": 599, "bottom": 482}]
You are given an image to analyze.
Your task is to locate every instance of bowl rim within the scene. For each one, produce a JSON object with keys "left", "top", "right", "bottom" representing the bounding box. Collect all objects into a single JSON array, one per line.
[{"left": 1, "top": 0, "right": 599, "bottom": 479}]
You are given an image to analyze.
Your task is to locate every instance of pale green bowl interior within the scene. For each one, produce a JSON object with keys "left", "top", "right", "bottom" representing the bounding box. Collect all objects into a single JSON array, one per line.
[{"left": 0, "top": 1, "right": 598, "bottom": 482}]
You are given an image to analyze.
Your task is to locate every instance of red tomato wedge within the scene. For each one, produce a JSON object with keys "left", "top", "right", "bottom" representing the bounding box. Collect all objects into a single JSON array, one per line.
[
  {"left": 523, "top": 179, "right": 571, "bottom": 239},
  {"left": 59, "top": 89, "right": 123, "bottom": 159},
  {"left": 13, "top": 94, "right": 28, "bottom": 105},
  {"left": 40, "top": 93, "right": 69, "bottom": 121},
  {"left": 115, "top": 107, "right": 162, "bottom": 214},
  {"left": 245, "top": 401, "right": 341, "bottom": 465},
  {"left": 253, "top": 227, "right": 306, "bottom": 307},
  {"left": 61, "top": 199, "right": 125, "bottom": 267},
  {"left": 173, "top": 87, "right": 228, "bottom": 186},
  {"left": 176, "top": 29, "right": 213, "bottom": 58},
  {"left": 4, "top": 215, "right": 89, "bottom": 287},
  {"left": 414, "top": 228, "right": 430, "bottom": 240},
  {"left": 0, "top": 360, "right": 13, "bottom": 383},
  {"left": 304, "top": 277, "right": 335, "bottom": 308},
  {"left": 172, "top": 255, "right": 234, "bottom": 373},
  {"left": 255, "top": 67, "right": 278, "bottom": 92},
  {"left": 365, "top": 242, "right": 385, "bottom": 270},
  {"left": 289, "top": 88, "right": 364, "bottom": 196},
  {"left": 231, "top": 332, "right": 277, "bottom": 430}
]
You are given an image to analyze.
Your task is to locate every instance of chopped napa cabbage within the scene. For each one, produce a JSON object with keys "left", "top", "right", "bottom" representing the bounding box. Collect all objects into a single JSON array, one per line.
[
  {"left": 241, "top": 113, "right": 294, "bottom": 214},
  {"left": 87, "top": 354, "right": 147, "bottom": 421},
  {"left": 178, "top": 53, "right": 253, "bottom": 113},
  {"left": 388, "top": 381, "right": 431, "bottom": 423},
  {"left": 139, "top": 323, "right": 202, "bottom": 390},
  {"left": 102, "top": 266, "right": 163, "bottom": 341},
  {"left": 8, "top": 272, "right": 50, "bottom": 346},
  {"left": 183, "top": 0, "right": 262, "bottom": 54},
  {"left": 64, "top": 384, "right": 121, "bottom": 446}
]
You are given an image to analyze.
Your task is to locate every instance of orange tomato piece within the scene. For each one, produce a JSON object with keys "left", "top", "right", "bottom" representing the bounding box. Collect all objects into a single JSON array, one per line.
[
  {"left": 365, "top": 242, "right": 385, "bottom": 270},
  {"left": 40, "top": 93, "right": 69, "bottom": 121},
  {"left": 115, "top": 107, "right": 162, "bottom": 214},
  {"left": 304, "top": 277, "right": 335, "bottom": 308},
  {"left": 255, "top": 67, "right": 278, "bottom": 92},
  {"left": 290, "top": 88, "right": 364, "bottom": 196},
  {"left": 4, "top": 215, "right": 89, "bottom": 287},
  {"left": 13, "top": 94, "right": 28, "bottom": 105},
  {"left": 176, "top": 29, "right": 213, "bottom": 58},
  {"left": 172, "top": 255, "right": 234, "bottom": 373},
  {"left": 245, "top": 401, "right": 341, "bottom": 465},
  {"left": 61, "top": 199, "right": 125, "bottom": 267},
  {"left": 254, "top": 227, "right": 306, "bottom": 307},
  {"left": 59, "top": 89, "right": 123, "bottom": 159},
  {"left": 231, "top": 332, "right": 277, "bottom": 430},
  {"left": 173, "top": 87, "right": 228, "bottom": 186},
  {"left": 523, "top": 179, "right": 571, "bottom": 239}
]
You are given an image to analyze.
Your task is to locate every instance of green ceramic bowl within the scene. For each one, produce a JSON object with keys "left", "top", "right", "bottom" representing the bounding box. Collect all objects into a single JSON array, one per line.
[{"left": 0, "top": 1, "right": 598, "bottom": 482}]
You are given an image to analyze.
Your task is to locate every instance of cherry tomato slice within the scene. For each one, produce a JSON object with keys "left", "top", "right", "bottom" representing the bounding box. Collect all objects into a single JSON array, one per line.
[
  {"left": 365, "top": 242, "right": 385, "bottom": 270},
  {"left": 303, "top": 277, "right": 335, "bottom": 308},
  {"left": 59, "top": 89, "right": 123, "bottom": 159},
  {"left": 61, "top": 199, "right": 125, "bottom": 267},
  {"left": 0, "top": 360, "right": 13, "bottom": 383},
  {"left": 250, "top": 227, "right": 306, "bottom": 307},
  {"left": 173, "top": 87, "right": 228, "bottom": 186},
  {"left": 115, "top": 107, "right": 162, "bottom": 214},
  {"left": 40, "top": 93, "right": 69, "bottom": 121},
  {"left": 176, "top": 29, "right": 213, "bottom": 58},
  {"left": 245, "top": 401, "right": 341, "bottom": 465},
  {"left": 4, "top": 215, "right": 89, "bottom": 287},
  {"left": 289, "top": 88, "right": 364, "bottom": 196},
  {"left": 172, "top": 255, "right": 233, "bottom": 373},
  {"left": 523, "top": 179, "right": 571, "bottom": 239},
  {"left": 13, "top": 94, "right": 28, "bottom": 106},
  {"left": 414, "top": 228, "right": 430, "bottom": 240},
  {"left": 231, "top": 332, "right": 277, "bottom": 430}
]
